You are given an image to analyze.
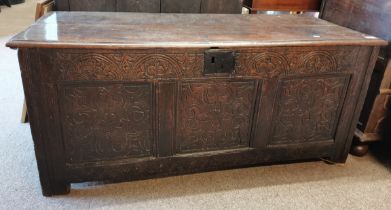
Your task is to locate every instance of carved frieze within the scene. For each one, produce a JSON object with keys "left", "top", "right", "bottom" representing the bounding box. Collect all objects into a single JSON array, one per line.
[
  {"left": 54, "top": 51, "right": 203, "bottom": 80},
  {"left": 236, "top": 47, "right": 358, "bottom": 78},
  {"left": 297, "top": 51, "right": 338, "bottom": 74},
  {"left": 43, "top": 47, "right": 360, "bottom": 81},
  {"left": 238, "top": 52, "right": 290, "bottom": 77}
]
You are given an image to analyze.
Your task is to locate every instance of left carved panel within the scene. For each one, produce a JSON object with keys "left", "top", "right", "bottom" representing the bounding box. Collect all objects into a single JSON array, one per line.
[{"left": 60, "top": 83, "right": 153, "bottom": 164}]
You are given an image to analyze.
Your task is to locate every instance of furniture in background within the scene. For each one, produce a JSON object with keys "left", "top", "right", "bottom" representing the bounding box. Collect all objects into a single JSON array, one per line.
[
  {"left": 243, "top": 0, "right": 322, "bottom": 14},
  {"left": 7, "top": 11, "right": 385, "bottom": 196},
  {"left": 0, "top": 0, "right": 24, "bottom": 6},
  {"left": 11, "top": 0, "right": 24, "bottom": 4},
  {"left": 0, "top": 0, "right": 11, "bottom": 7},
  {"left": 320, "top": 0, "right": 391, "bottom": 156},
  {"left": 35, "top": 0, "right": 54, "bottom": 20},
  {"left": 54, "top": 0, "right": 243, "bottom": 13}
]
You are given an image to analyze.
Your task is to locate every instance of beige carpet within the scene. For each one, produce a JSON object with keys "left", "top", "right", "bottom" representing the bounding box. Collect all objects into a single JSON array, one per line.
[{"left": 1, "top": 1, "right": 391, "bottom": 209}]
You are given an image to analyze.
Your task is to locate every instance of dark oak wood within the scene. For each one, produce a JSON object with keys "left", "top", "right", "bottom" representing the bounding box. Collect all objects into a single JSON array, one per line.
[
  {"left": 201, "top": 0, "right": 243, "bottom": 14},
  {"left": 320, "top": 0, "right": 391, "bottom": 56},
  {"left": 54, "top": 0, "right": 68, "bottom": 10},
  {"left": 54, "top": 0, "right": 242, "bottom": 13},
  {"left": 116, "top": 0, "right": 160, "bottom": 13},
  {"left": 7, "top": 12, "right": 386, "bottom": 49},
  {"left": 0, "top": 0, "right": 11, "bottom": 7},
  {"left": 320, "top": 0, "right": 391, "bottom": 155},
  {"left": 243, "top": 0, "right": 322, "bottom": 13},
  {"left": 69, "top": 0, "right": 116, "bottom": 11},
  {"left": 7, "top": 12, "right": 386, "bottom": 196},
  {"left": 161, "top": 0, "right": 202, "bottom": 13}
]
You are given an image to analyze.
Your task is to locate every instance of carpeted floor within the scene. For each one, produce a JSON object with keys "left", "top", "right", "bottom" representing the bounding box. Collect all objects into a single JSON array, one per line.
[{"left": 1, "top": 1, "right": 391, "bottom": 210}]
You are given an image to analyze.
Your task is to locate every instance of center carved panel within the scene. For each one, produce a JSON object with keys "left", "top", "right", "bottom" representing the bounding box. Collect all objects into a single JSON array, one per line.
[
  {"left": 177, "top": 81, "right": 256, "bottom": 153},
  {"left": 269, "top": 75, "right": 349, "bottom": 145},
  {"left": 60, "top": 83, "right": 153, "bottom": 163}
]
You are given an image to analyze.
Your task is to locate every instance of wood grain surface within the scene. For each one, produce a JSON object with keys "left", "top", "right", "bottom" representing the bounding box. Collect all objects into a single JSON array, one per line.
[{"left": 6, "top": 12, "right": 387, "bottom": 49}]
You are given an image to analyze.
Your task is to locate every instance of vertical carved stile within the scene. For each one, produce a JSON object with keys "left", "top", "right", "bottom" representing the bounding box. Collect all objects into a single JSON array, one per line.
[
  {"left": 333, "top": 46, "right": 381, "bottom": 161},
  {"left": 248, "top": 80, "right": 263, "bottom": 147},
  {"left": 19, "top": 49, "right": 70, "bottom": 195},
  {"left": 157, "top": 82, "right": 177, "bottom": 157}
]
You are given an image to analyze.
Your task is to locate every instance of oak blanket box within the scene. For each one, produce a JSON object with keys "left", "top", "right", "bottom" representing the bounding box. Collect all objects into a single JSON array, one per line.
[{"left": 6, "top": 12, "right": 387, "bottom": 196}]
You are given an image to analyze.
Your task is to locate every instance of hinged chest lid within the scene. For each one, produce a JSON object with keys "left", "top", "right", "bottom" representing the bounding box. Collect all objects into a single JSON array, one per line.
[{"left": 6, "top": 11, "right": 387, "bottom": 49}]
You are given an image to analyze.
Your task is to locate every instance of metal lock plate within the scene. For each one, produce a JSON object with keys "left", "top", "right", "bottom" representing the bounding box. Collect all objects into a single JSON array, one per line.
[{"left": 204, "top": 49, "right": 235, "bottom": 75}]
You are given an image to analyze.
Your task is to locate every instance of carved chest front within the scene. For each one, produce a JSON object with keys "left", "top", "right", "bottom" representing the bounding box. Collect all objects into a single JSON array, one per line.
[{"left": 7, "top": 12, "right": 387, "bottom": 196}]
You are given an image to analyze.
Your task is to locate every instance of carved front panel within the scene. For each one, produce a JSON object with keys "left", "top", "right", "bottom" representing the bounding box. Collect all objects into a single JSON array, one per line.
[
  {"left": 177, "top": 80, "right": 257, "bottom": 153},
  {"left": 269, "top": 75, "right": 350, "bottom": 145},
  {"left": 37, "top": 46, "right": 363, "bottom": 162},
  {"left": 60, "top": 83, "right": 153, "bottom": 163}
]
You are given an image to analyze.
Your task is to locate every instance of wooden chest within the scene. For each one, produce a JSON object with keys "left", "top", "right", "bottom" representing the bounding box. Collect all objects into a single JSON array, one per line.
[
  {"left": 6, "top": 12, "right": 386, "bottom": 196},
  {"left": 54, "top": 0, "right": 243, "bottom": 14}
]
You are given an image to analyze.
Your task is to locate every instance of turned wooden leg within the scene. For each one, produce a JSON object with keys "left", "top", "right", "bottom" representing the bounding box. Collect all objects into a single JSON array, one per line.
[
  {"left": 350, "top": 141, "right": 369, "bottom": 157},
  {"left": 349, "top": 129, "right": 383, "bottom": 157},
  {"left": 41, "top": 182, "right": 70, "bottom": 197},
  {"left": 350, "top": 133, "right": 369, "bottom": 157}
]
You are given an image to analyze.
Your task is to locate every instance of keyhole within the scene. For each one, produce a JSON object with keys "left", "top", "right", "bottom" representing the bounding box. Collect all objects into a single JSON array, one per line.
[{"left": 211, "top": 56, "right": 215, "bottom": 64}]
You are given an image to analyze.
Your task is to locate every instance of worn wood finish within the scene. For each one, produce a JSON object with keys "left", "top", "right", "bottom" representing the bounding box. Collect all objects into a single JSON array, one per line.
[
  {"left": 54, "top": 0, "right": 68, "bottom": 10},
  {"left": 69, "top": 0, "right": 116, "bottom": 11},
  {"left": 161, "top": 0, "right": 202, "bottom": 13},
  {"left": 117, "top": 0, "right": 160, "bottom": 13},
  {"left": 320, "top": 0, "right": 391, "bottom": 155},
  {"left": 244, "top": 0, "right": 322, "bottom": 13},
  {"left": 320, "top": 0, "right": 391, "bottom": 57},
  {"left": 54, "top": 0, "right": 242, "bottom": 13},
  {"left": 7, "top": 12, "right": 385, "bottom": 196},
  {"left": 201, "top": 0, "right": 243, "bottom": 14},
  {"left": 7, "top": 12, "right": 386, "bottom": 49}
]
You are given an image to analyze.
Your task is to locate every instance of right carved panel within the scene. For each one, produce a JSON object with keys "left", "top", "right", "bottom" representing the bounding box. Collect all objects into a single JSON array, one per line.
[
  {"left": 269, "top": 75, "right": 350, "bottom": 145},
  {"left": 177, "top": 80, "right": 257, "bottom": 153}
]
